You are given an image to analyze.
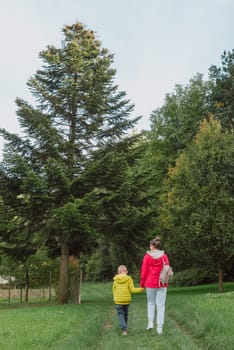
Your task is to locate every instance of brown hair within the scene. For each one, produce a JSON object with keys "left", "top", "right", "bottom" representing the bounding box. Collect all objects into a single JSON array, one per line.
[{"left": 150, "top": 236, "right": 161, "bottom": 249}]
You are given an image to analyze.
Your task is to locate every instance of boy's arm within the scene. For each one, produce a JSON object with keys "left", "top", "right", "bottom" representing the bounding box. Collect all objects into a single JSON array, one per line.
[
  {"left": 112, "top": 281, "right": 116, "bottom": 296},
  {"left": 128, "top": 277, "right": 144, "bottom": 293}
]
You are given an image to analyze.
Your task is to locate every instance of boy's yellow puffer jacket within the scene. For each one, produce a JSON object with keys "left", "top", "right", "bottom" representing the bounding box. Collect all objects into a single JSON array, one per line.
[{"left": 112, "top": 274, "right": 143, "bottom": 304}]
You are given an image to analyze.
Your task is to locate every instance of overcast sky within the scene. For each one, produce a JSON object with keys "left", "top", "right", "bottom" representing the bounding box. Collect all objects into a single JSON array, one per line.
[{"left": 1, "top": 0, "right": 234, "bottom": 156}]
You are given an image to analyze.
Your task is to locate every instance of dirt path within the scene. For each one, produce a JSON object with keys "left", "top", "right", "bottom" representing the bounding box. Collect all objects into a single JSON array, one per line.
[
  {"left": 167, "top": 311, "right": 206, "bottom": 350},
  {"left": 91, "top": 301, "right": 206, "bottom": 350}
]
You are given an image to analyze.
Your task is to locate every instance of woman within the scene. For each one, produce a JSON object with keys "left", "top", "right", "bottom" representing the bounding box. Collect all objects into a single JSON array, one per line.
[{"left": 140, "top": 236, "right": 170, "bottom": 334}]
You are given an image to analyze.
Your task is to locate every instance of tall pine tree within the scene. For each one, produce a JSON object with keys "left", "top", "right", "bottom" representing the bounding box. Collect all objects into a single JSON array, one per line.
[{"left": 0, "top": 22, "right": 139, "bottom": 302}]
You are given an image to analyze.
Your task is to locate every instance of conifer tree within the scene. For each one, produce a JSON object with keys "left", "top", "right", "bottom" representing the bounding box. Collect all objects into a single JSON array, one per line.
[{"left": 0, "top": 22, "right": 139, "bottom": 302}]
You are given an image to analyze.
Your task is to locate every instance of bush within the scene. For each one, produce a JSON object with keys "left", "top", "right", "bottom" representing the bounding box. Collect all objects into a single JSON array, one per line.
[{"left": 171, "top": 266, "right": 217, "bottom": 286}]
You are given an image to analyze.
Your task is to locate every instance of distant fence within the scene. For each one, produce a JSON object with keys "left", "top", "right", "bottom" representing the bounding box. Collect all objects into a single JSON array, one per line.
[
  {"left": 0, "top": 269, "right": 82, "bottom": 307},
  {"left": 0, "top": 287, "right": 56, "bottom": 303}
]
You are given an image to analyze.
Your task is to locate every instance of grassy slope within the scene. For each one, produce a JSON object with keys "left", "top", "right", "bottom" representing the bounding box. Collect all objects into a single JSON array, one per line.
[{"left": 0, "top": 282, "right": 233, "bottom": 350}]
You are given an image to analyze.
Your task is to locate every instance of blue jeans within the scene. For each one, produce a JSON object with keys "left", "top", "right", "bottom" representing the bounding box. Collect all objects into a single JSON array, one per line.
[
  {"left": 146, "top": 287, "right": 167, "bottom": 327},
  {"left": 115, "top": 304, "right": 129, "bottom": 330}
]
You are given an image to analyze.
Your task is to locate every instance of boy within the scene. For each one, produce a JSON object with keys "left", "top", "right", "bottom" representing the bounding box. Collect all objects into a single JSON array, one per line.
[{"left": 113, "top": 265, "right": 144, "bottom": 335}]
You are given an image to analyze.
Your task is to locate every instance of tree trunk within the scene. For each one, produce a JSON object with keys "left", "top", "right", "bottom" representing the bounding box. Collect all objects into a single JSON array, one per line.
[
  {"left": 57, "top": 241, "right": 70, "bottom": 303},
  {"left": 218, "top": 266, "right": 224, "bottom": 293},
  {"left": 70, "top": 270, "right": 80, "bottom": 304},
  {"left": 25, "top": 268, "right": 29, "bottom": 303}
]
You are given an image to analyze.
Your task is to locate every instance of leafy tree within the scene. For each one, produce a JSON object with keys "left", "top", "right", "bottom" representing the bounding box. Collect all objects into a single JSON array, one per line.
[
  {"left": 209, "top": 49, "right": 234, "bottom": 130},
  {"left": 150, "top": 74, "right": 210, "bottom": 166},
  {"left": 160, "top": 116, "right": 234, "bottom": 291},
  {"left": 133, "top": 75, "right": 211, "bottom": 249},
  {"left": 0, "top": 22, "right": 139, "bottom": 302}
]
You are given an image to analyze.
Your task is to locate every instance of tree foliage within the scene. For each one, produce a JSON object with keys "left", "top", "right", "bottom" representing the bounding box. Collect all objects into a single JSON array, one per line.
[
  {"left": 209, "top": 49, "right": 234, "bottom": 130},
  {"left": 1, "top": 32, "right": 234, "bottom": 294},
  {"left": 150, "top": 74, "right": 210, "bottom": 166},
  {"left": 160, "top": 116, "right": 234, "bottom": 291},
  {"left": 0, "top": 22, "right": 139, "bottom": 302},
  {"left": 72, "top": 136, "right": 150, "bottom": 279}
]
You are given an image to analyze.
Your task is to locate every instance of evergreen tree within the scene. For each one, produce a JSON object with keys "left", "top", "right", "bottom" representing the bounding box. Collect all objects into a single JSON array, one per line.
[
  {"left": 71, "top": 135, "right": 148, "bottom": 279},
  {"left": 0, "top": 22, "right": 139, "bottom": 302}
]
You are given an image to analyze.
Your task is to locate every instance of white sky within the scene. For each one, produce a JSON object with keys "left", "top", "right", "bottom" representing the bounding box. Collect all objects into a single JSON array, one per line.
[{"left": 1, "top": 0, "right": 234, "bottom": 156}]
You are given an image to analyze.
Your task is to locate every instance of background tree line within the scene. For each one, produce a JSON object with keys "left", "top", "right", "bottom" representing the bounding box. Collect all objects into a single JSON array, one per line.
[{"left": 0, "top": 21, "right": 233, "bottom": 302}]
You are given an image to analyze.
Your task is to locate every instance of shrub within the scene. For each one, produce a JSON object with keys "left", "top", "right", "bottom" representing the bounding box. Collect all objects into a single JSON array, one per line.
[{"left": 171, "top": 266, "right": 217, "bottom": 286}]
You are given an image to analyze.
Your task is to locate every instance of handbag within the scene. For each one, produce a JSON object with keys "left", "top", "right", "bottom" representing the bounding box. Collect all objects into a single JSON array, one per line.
[{"left": 160, "top": 255, "right": 173, "bottom": 284}]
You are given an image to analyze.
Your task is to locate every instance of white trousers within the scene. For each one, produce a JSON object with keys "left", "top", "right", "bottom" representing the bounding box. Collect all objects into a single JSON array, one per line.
[{"left": 146, "top": 287, "right": 167, "bottom": 327}]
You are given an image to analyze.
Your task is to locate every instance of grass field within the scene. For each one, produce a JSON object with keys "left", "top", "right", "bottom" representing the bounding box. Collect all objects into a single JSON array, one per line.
[{"left": 0, "top": 282, "right": 233, "bottom": 349}]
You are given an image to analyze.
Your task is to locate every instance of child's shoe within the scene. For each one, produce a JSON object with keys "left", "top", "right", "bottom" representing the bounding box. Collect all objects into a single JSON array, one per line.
[{"left": 121, "top": 330, "right": 128, "bottom": 336}]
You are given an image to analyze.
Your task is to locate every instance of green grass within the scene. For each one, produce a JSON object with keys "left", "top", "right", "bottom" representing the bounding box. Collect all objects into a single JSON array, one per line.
[
  {"left": 0, "top": 282, "right": 233, "bottom": 349},
  {"left": 166, "top": 283, "right": 234, "bottom": 350}
]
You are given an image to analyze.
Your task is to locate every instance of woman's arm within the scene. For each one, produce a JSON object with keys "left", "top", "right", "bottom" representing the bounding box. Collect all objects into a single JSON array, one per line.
[{"left": 140, "top": 255, "right": 149, "bottom": 288}]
